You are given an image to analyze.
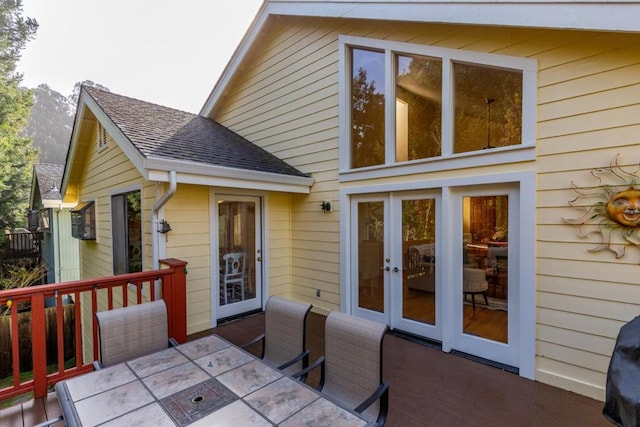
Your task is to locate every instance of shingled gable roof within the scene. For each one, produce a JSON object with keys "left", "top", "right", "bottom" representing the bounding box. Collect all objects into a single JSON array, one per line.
[
  {"left": 30, "top": 163, "right": 67, "bottom": 209},
  {"left": 82, "top": 86, "right": 310, "bottom": 181},
  {"left": 34, "top": 163, "right": 63, "bottom": 201}
]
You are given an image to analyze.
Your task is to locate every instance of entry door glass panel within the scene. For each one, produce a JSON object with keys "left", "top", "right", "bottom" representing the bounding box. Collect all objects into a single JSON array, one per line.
[
  {"left": 402, "top": 198, "right": 436, "bottom": 325},
  {"left": 218, "top": 200, "right": 256, "bottom": 306},
  {"left": 357, "top": 201, "right": 385, "bottom": 312},
  {"left": 462, "top": 195, "right": 508, "bottom": 343}
]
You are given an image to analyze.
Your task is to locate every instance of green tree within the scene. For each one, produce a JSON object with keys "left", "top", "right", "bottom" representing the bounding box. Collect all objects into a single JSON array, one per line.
[
  {"left": 0, "top": 0, "right": 38, "bottom": 228},
  {"left": 27, "top": 84, "right": 73, "bottom": 164}
]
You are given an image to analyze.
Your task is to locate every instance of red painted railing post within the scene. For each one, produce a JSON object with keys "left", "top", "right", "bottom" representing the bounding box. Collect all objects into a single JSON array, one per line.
[
  {"left": 31, "top": 293, "right": 48, "bottom": 399},
  {"left": 159, "top": 258, "right": 188, "bottom": 343}
]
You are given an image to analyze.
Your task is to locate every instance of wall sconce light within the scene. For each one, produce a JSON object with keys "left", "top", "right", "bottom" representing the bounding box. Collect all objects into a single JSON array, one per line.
[
  {"left": 321, "top": 201, "right": 332, "bottom": 213},
  {"left": 158, "top": 219, "right": 172, "bottom": 234}
]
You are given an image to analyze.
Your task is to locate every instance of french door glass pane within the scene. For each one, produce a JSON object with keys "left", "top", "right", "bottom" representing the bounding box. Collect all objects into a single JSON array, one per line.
[
  {"left": 357, "top": 201, "right": 384, "bottom": 312},
  {"left": 351, "top": 48, "right": 386, "bottom": 168},
  {"left": 462, "top": 195, "right": 508, "bottom": 343},
  {"left": 218, "top": 201, "right": 255, "bottom": 306},
  {"left": 396, "top": 55, "right": 442, "bottom": 162},
  {"left": 453, "top": 63, "right": 522, "bottom": 153},
  {"left": 402, "top": 199, "right": 436, "bottom": 325}
]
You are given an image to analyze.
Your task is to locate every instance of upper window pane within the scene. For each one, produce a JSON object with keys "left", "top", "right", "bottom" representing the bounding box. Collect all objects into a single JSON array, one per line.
[
  {"left": 351, "top": 48, "right": 385, "bottom": 168},
  {"left": 453, "top": 63, "right": 522, "bottom": 154},
  {"left": 396, "top": 54, "right": 442, "bottom": 161}
]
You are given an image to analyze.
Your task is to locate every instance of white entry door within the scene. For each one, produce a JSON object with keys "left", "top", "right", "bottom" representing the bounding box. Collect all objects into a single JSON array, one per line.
[{"left": 214, "top": 194, "right": 263, "bottom": 319}]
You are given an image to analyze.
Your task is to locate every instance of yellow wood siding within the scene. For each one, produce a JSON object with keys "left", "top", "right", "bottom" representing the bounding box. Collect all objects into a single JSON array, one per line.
[
  {"left": 163, "top": 184, "right": 211, "bottom": 334},
  {"left": 74, "top": 130, "right": 150, "bottom": 362},
  {"left": 211, "top": 15, "right": 640, "bottom": 400}
]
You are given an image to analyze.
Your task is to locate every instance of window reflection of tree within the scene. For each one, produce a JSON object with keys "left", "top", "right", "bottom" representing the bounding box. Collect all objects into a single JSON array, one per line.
[
  {"left": 453, "top": 63, "right": 522, "bottom": 154},
  {"left": 396, "top": 54, "right": 442, "bottom": 161}
]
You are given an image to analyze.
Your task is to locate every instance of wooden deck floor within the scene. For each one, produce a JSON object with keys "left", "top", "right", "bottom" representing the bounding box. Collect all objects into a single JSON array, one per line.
[
  {"left": 4, "top": 311, "right": 608, "bottom": 426},
  {"left": 204, "top": 311, "right": 609, "bottom": 427}
]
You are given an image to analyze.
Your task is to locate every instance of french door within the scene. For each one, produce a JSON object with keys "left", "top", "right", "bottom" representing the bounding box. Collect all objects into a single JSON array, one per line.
[
  {"left": 213, "top": 194, "right": 263, "bottom": 319},
  {"left": 350, "top": 185, "right": 520, "bottom": 367},
  {"left": 351, "top": 192, "right": 442, "bottom": 341}
]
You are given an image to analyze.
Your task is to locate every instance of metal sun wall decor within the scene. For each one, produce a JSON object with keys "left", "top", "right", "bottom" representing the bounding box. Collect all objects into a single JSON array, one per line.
[{"left": 563, "top": 154, "right": 640, "bottom": 259}]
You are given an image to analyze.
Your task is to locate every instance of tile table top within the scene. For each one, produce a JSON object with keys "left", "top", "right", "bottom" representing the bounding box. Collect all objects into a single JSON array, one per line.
[{"left": 56, "top": 334, "right": 369, "bottom": 426}]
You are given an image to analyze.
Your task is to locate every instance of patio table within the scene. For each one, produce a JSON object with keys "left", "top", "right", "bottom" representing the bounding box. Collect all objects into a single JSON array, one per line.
[{"left": 55, "top": 334, "right": 370, "bottom": 426}]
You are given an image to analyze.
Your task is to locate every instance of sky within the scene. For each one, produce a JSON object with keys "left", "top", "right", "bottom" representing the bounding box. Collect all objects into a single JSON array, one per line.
[{"left": 17, "top": 0, "right": 264, "bottom": 113}]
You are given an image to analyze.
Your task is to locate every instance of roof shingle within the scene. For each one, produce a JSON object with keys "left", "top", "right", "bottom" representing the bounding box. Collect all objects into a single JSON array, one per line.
[
  {"left": 35, "top": 163, "right": 63, "bottom": 201},
  {"left": 83, "top": 86, "right": 308, "bottom": 178}
]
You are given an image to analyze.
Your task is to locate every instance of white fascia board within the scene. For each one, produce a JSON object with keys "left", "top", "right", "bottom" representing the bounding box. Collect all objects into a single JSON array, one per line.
[
  {"left": 81, "top": 94, "right": 148, "bottom": 180},
  {"left": 61, "top": 96, "right": 88, "bottom": 197},
  {"left": 266, "top": 1, "right": 640, "bottom": 33},
  {"left": 144, "top": 157, "right": 314, "bottom": 194},
  {"left": 42, "top": 200, "right": 76, "bottom": 209},
  {"left": 200, "top": 1, "right": 639, "bottom": 116},
  {"left": 200, "top": 1, "right": 270, "bottom": 116}
]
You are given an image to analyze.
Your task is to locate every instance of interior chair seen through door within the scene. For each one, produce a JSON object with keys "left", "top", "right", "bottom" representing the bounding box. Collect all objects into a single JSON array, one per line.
[
  {"left": 294, "top": 310, "right": 389, "bottom": 426},
  {"left": 221, "top": 252, "right": 246, "bottom": 304},
  {"left": 463, "top": 267, "right": 489, "bottom": 311},
  {"left": 94, "top": 299, "right": 177, "bottom": 369},
  {"left": 242, "top": 296, "right": 313, "bottom": 375}
]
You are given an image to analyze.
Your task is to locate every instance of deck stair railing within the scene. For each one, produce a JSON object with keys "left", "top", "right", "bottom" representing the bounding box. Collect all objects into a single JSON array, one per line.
[{"left": 0, "top": 258, "right": 187, "bottom": 402}]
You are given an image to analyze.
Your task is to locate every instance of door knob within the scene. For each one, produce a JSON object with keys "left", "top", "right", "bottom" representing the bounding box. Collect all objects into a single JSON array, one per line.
[
  {"left": 380, "top": 266, "right": 390, "bottom": 271},
  {"left": 392, "top": 267, "right": 399, "bottom": 273}
]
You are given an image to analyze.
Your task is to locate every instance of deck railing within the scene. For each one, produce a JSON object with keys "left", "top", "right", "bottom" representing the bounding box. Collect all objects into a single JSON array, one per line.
[{"left": 0, "top": 258, "right": 187, "bottom": 402}]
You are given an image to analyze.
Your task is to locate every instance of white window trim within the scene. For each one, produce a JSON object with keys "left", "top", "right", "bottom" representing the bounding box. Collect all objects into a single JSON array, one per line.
[
  {"left": 109, "top": 184, "right": 144, "bottom": 276},
  {"left": 338, "top": 35, "right": 538, "bottom": 182}
]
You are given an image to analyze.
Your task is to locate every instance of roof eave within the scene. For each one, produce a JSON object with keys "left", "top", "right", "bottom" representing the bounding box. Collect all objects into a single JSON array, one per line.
[
  {"left": 144, "top": 156, "right": 314, "bottom": 194},
  {"left": 200, "top": 0, "right": 640, "bottom": 116},
  {"left": 61, "top": 90, "right": 149, "bottom": 201}
]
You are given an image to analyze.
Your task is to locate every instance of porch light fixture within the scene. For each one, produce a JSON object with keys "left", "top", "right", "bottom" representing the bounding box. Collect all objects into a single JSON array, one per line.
[
  {"left": 158, "top": 219, "right": 172, "bottom": 234},
  {"left": 321, "top": 201, "right": 332, "bottom": 213}
]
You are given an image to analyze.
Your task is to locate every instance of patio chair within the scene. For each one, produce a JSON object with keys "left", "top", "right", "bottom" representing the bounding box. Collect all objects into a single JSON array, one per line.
[
  {"left": 94, "top": 299, "right": 177, "bottom": 369},
  {"left": 463, "top": 267, "right": 489, "bottom": 310},
  {"left": 293, "top": 311, "right": 389, "bottom": 426},
  {"left": 221, "top": 252, "right": 245, "bottom": 304},
  {"left": 241, "top": 295, "right": 312, "bottom": 375}
]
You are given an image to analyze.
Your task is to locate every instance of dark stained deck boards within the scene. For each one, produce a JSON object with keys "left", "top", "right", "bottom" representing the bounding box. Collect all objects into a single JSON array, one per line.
[
  {"left": 0, "top": 391, "right": 64, "bottom": 427},
  {"left": 7, "top": 311, "right": 608, "bottom": 426},
  {"left": 205, "top": 311, "right": 608, "bottom": 427}
]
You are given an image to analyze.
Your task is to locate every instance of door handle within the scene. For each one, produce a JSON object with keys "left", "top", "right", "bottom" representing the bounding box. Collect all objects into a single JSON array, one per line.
[
  {"left": 392, "top": 267, "right": 399, "bottom": 273},
  {"left": 257, "top": 257, "right": 262, "bottom": 262},
  {"left": 380, "top": 266, "right": 390, "bottom": 271}
]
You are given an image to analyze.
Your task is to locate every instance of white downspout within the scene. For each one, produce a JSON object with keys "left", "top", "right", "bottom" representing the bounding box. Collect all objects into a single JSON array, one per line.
[{"left": 152, "top": 171, "right": 177, "bottom": 269}]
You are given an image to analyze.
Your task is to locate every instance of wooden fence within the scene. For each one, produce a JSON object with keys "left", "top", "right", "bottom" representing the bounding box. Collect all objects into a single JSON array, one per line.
[{"left": 0, "top": 304, "right": 75, "bottom": 378}]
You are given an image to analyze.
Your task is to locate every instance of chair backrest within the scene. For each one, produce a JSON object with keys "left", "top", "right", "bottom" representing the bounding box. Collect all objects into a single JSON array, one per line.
[
  {"left": 263, "top": 296, "right": 312, "bottom": 374},
  {"left": 96, "top": 299, "right": 169, "bottom": 367},
  {"left": 463, "top": 267, "right": 488, "bottom": 293},
  {"left": 322, "top": 311, "right": 388, "bottom": 423},
  {"left": 222, "top": 252, "right": 245, "bottom": 282}
]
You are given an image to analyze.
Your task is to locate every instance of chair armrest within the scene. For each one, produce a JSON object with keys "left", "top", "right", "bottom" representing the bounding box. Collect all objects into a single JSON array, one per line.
[
  {"left": 277, "top": 350, "right": 309, "bottom": 371},
  {"left": 240, "top": 334, "right": 265, "bottom": 358},
  {"left": 292, "top": 356, "right": 325, "bottom": 389},
  {"left": 169, "top": 337, "right": 179, "bottom": 347},
  {"left": 92, "top": 360, "right": 103, "bottom": 371},
  {"left": 33, "top": 416, "right": 64, "bottom": 427},
  {"left": 354, "top": 382, "right": 389, "bottom": 426}
]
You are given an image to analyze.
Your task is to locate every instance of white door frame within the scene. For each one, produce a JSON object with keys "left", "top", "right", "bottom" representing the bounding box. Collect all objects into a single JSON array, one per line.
[
  {"left": 340, "top": 171, "right": 535, "bottom": 378},
  {"left": 446, "top": 184, "right": 519, "bottom": 367},
  {"left": 210, "top": 192, "right": 264, "bottom": 324}
]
